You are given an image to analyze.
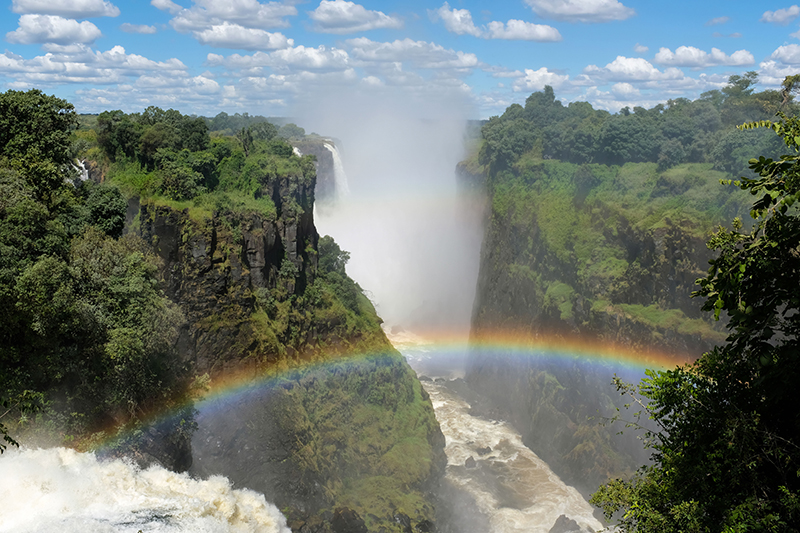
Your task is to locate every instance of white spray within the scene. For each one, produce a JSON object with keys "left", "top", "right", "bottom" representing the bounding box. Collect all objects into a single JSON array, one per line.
[
  {"left": 323, "top": 141, "right": 351, "bottom": 200},
  {"left": 0, "top": 447, "right": 291, "bottom": 533},
  {"left": 297, "top": 88, "right": 483, "bottom": 334}
]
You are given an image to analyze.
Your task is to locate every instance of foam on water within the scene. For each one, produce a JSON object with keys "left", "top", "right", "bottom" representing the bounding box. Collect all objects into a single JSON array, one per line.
[
  {"left": 420, "top": 381, "right": 603, "bottom": 532},
  {"left": 0, "top": 447, "right": 291, "bottom": 533}
]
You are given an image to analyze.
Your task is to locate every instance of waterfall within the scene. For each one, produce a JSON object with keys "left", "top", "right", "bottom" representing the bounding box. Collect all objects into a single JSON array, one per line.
[
  {"left": 0, "top": 447, "right": 291, "bottom": 533},
  {"left": 74, "top": 160, "right": 89, "bottom": 182},
  {"left": 323, "top": 141, "right": 350, "bottom": 200}
]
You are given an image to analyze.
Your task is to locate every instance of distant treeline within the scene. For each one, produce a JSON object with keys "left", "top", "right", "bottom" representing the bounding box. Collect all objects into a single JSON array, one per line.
[
  {"left": 479, "top": 72, "right": 790, "bottom": 177},
  {"left": 82, "top": 106, "right": 310, "bottom": 203}
]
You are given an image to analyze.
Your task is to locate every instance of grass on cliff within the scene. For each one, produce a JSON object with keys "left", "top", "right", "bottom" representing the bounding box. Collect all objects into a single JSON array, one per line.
[
  {"left": 276, "top": 354, "right": 440, "bottom": 532},
  {"left": 488, "top": 155, "right": 745, "bottom": 345}
]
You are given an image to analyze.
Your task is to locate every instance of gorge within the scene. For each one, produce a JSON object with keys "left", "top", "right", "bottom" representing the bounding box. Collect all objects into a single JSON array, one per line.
[{"left": 3, "top": 81, "right": 796, "bottom": 532}]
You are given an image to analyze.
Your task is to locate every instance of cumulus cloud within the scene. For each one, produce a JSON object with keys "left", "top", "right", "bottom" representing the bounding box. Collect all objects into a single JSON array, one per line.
[
  {"left": 524, "top": 0, "right": 635, "bottom": 23},
  {"left": 430, "top": 3, "right": 561, "bottom": 41},
  {"left": 512, "top": 67, "right": 569, "bottom": 91},
  {"left": 308, "top": 0, "right": 403, "bottom": 34},
  {"left": 583, "top": 56, "right": 683, "bottom": 82},
  {"left": 654, "top": 46, "right": 754, "bottom": 68},
  {"left": 761, "top": 5, "right": 800, "bottom": 25},
  {"left": 485, "top": 20, "right": 562, "bottom": 41},
  {"left": 610, "top": 82, "right": 639, "bottom": 98},
  {"left": 634, "top": 43, "right": 648, "bottom": 53},
  {"left": 705, "top": 16, "right": 730, "bottom": 26},
  {"left": 0, "top": 45, "right": 186, "bottom": 89},
  {"left": 120, "top": 23, "right": 157, "bottom": 34},
  {"left": 192, "top": 22, "right": 292, "bottom": 50},
  {"left": 6, "top": 14, "right": 102, "bottom": 45},
  {"left": 151, "top": 0, "right": 182, "bottom": 15},
  {"left": 169, "top": 0, "right": 297, "bottom": 33},
  {"left": 12, "top": 0, "right": 119, "bottom": 18},
  {"left": 209, "top": 45, "right": 350, "bottom": 71},
  {"left": 771, "top": 43, "right": 800, "bottom": 64},
  {"left": 346, "top": 38, "right": 479, "bottom": 69},
  {"left": 759, "top": 59, "right": 800, "bottom": 86},
  {"left": 429, "top": 2, "right": 481, "bottom": 37}
]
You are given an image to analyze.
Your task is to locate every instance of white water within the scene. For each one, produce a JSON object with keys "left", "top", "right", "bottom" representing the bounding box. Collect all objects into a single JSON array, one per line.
[
  {"left": 323, "top": 141, "right": 351, "bottom": 200},
  {"left": 0, "top": 447, "right": 291, "bottom": 533},
  {"left": 393, "top": 333, "right": 603, "bottom": 533}
]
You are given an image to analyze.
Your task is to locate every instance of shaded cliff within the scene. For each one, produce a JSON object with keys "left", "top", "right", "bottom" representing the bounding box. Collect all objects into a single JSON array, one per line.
[
  {"left": 292, "top": 137, "right": 339, "bottom": 205},
  {"left": 122, "top": 159, "right": 444, "bottom": 532},
  {"left": 462, "top": 155, "right": 750, "bottom": 494}
]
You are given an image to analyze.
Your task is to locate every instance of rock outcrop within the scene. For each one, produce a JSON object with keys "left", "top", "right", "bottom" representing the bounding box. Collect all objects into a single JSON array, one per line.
[{"left": 125, "top": 162, "right": 445, "bottom": 533}]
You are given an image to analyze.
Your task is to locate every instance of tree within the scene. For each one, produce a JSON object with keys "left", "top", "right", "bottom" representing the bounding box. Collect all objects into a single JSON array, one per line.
[
  {"left": 591, "top": 113, "right": 800, "bottom": 531},
  {"left": 0, "top": 89, "right": 78, "bottom": 203}
]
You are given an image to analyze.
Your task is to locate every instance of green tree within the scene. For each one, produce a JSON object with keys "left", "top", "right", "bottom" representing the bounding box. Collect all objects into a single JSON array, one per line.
[
  {"left": 591, "top": 114, "right": 800, "bottom": 532},
  {"left": 0, "top": 89, "right": 78, "bottom": 204}
]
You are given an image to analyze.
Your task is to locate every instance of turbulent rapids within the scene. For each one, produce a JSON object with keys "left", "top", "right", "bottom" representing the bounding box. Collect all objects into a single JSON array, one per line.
[
  {"left": 395, "top": 333, "right": 603, "bottom": 533},
  {"left": 0, "top": 447, "right": 290, "bottom": 533}
]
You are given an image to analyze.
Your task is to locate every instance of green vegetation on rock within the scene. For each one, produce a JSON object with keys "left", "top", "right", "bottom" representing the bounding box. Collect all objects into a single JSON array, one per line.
[{"left": 591, "top": 112, "right": 800, "bottom": 532}]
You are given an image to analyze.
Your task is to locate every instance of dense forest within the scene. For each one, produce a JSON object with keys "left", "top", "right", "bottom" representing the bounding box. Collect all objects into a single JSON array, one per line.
[
  {"left": 0, "top": 89, "right": 445, "bottom": 532},
  {"left": 463, "top": 73, "right": 800, "bottom": 530},
  {"left": 0, "top": 88, "right": 358, "bottom": 446}
]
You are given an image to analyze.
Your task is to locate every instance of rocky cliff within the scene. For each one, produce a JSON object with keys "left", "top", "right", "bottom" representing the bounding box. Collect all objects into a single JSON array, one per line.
[
  {"left": 292, "top": 137, "right": 338, "bottom": 205},
  {"left": 462, "top": 157, "right": 747, "bottom": 494},
  {"left": 125, "top": 162, "right": 445, "bottom": 532}
]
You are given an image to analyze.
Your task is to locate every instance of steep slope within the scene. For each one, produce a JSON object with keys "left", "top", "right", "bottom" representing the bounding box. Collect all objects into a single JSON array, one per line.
[
  {"left": 461, "top": 87, "right": 762, "bottom": 494},
  {"left": 125, "top": 173, "right": 445, "bottom": 533}
]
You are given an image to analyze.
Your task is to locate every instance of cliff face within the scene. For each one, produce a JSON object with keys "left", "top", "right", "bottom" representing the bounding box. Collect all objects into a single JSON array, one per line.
[
  {"left": 463, "top": 159, "right": 744, "bottom": 494},
  {"left": 135, "top": 167, "right": 318, "bottom": 373},
  {"left": 127, "top": 166, "right": 445, "bottom": 532},
  {"left": 292, "top": 138, "right": 337, "bottom": 204}
]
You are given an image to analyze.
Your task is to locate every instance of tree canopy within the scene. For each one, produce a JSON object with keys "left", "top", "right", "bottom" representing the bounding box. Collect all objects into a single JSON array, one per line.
[
  {"left": 590, "top": 112, "right": 800, "bottom": 531},
  {"left": 0, "top": 90, "right": 185, "bottom": 449}
]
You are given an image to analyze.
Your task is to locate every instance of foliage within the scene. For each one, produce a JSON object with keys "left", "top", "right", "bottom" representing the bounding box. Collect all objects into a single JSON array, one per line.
[
  {"left": 0, "top": 89, "right": 78, "bottom": 204},
  {"left": 0, "top": 90, "right": 185, "bottom": 445},
  {"left": 479, "top": 74, "right": 788, "bottom": 176},
  {"left": 590, "top": 112, "right": 800, "bottom": 532}
]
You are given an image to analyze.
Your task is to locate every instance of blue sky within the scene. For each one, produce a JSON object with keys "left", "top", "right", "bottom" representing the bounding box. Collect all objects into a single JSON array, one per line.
[{"left": 2, "top": 0, "right": 800, "bottom": 118}]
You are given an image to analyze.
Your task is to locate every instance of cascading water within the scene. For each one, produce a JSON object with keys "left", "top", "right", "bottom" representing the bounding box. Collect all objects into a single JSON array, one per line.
[
  {"left": 0, "top": 447, "right": 290, "bottom": 533},
  {"left": 323, "top": 141, "right": 350, "bottom": 200},
  {"left": 304, "top": 96, "right": 606, "bottom": 531}
]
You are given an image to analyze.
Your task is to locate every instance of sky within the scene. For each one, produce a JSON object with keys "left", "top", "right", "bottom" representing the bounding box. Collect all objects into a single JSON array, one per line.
[{"left": 2, "top": 0, "right": 800, "bottom": 118}]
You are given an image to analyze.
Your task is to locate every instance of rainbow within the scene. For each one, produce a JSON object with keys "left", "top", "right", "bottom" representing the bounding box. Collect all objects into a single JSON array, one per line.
[{"left": 90, "top": 329, "right": 696, "bottom": 453}]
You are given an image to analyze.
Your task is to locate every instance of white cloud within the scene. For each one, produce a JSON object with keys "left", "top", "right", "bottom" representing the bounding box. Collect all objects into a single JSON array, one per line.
[
  {"left": 12, "top": 0, "right": 119, "bottom": 18},
  {"left": 0, "top": 45, "right": 186, "bottom": 89},
  {"left": 208, "top": 45, "right": 350, "bottom": 71},
  {"left": 634, "top": 43, "right": 648, "bottom": 54},
  {"left": 120, "top": 23, "right": 157, "bottom": 34},
  {"left": 170, "top": 0, "right": 297, "bottom": 33},
  {"left": 705, "top": 16, "right": 729, "bottom": 26},
  {"left": 524, "top": 0, "right": 634, "bottom": 23},
  {"left": 761, "top": 5, "right": 800, "bottom": 25},
  {"left": 654, "top": 46, "right": 754, "bottom": 68},
  {"left": 429, "top": 2, "right": 481, "bottom": 37},
  {"left": 192, "top": 22, "right": 292, "bottom": 50},
  {"left": 759, "top": 59, "right": 800, "bottom": 86},
  {"left": 431, "top": 3, "right": 561, "bottom": 41},
  {"left": 6, "top": 14, "right": 102, "bottom": 45},
  {"left": 346, "top": 38, "right": 479, "bottom": 69},
  {"left": 151, "top": 0, "right": 182, "bottom": 15},
  {"left": 308, "top": 0, "right": 403, "bottom": 34},
  {"left": 610, "top": 82, "right": 638, "bottom": 98},
  {"left": 770, "top": 43, "right": 800, "bottom": 64},
  {"left": 512, "top": 67, "right": 569, "bottom": 91},
  {"left": 485, "top": 20, "right": 562, "bottom": 41},
  {"left": 583, "top": 56, "right": 683, "bottom": 82},
  {"left": 579, "top": 86, "right": 662, "bottom": 112}
]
